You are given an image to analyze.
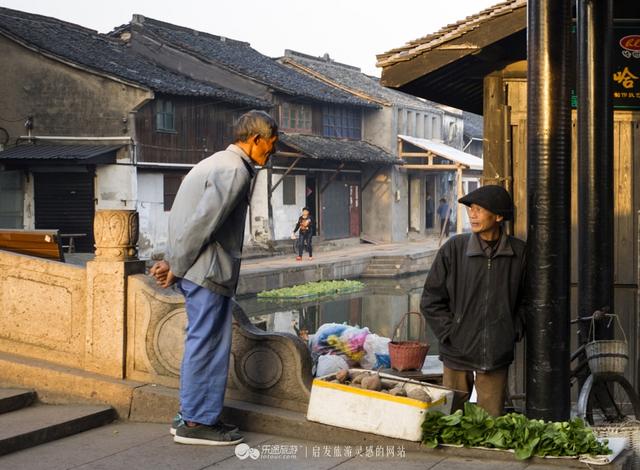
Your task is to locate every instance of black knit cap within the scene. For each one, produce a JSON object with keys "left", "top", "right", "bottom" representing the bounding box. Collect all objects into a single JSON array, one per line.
[{"left": 458, "top": 185, "right": 514, "bottom": 221}]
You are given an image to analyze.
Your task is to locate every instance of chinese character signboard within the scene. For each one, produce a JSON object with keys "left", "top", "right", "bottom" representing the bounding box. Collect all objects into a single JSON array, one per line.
[{"left": 613, "top": 26, "right": 640, "bottom": 108}]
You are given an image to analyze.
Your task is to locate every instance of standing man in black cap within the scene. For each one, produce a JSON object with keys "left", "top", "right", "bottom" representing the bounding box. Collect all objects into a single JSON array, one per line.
[{"left": 420, "top": 185, "right": 526, "bottom": 416}]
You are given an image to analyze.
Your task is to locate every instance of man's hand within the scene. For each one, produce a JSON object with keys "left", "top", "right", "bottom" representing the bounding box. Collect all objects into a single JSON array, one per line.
[{"left": 150, "top": 260, "right": 177, "bottom": 288}]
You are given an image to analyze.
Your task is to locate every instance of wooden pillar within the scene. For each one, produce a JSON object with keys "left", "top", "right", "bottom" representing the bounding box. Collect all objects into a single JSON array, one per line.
[
  {"left": 456, "top": 166, "right": 463, "bottom": 234},
  {"left": 483, "top": 73, "right": 507, "bottom": 186}
]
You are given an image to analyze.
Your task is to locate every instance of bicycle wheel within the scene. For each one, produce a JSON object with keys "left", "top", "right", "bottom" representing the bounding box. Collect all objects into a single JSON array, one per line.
[{"left": 576, "top": 373, "right": 640, "bottom": 425}]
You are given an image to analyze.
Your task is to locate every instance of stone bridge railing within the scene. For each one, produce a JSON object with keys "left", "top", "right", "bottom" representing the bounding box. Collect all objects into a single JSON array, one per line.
[{"left": 0, "top": 209, "right": 313, "bottom": 413}]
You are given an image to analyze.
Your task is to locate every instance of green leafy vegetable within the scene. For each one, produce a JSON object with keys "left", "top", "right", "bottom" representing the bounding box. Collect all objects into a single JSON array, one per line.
[
  {"left": 421, "top": 403, "right": 610, "bottom": 460},
  {"left": 257, "top": 280, "right": 365, "bottom": 300}
]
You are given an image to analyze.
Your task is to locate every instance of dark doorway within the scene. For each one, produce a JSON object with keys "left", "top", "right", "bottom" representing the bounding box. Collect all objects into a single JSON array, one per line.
[
  {"left": 426, "top": 176, "right": 436, "bottom": 230},
  {"left": 305, "top": 175, "right": 317, "bottom": 236},
  {"left": 34, "top": 171, "right": 95, "bottom": 253}
]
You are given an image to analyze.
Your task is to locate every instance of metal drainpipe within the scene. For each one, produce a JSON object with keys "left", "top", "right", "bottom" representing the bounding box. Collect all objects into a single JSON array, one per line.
[
  {"left": 526, "top": 0, "right": 573, "bottom": 421},
  {"left": 577, "top": 0, "right": 614, "bottom": 344}
]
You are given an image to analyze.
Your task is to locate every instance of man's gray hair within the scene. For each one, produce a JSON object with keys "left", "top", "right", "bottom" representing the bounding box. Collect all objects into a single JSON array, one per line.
[{"left": 234, "top": 110, "right": 278, "bottom": 142}]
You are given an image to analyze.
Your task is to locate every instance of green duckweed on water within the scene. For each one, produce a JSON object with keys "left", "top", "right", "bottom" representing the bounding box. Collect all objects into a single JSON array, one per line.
[{"left": 257, "top": 280, "right": 365, "bottom": 300}]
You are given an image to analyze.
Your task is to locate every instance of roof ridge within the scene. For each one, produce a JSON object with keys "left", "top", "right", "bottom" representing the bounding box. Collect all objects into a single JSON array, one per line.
[
  {"left": 283, "top": 49, "right": 361, "bottom": 72},
  {"left": 131, "top": 14, "right": 251, "bottom": 47},
  {"left": 0, "top": 6, "right": 98, "bottom": 35}
]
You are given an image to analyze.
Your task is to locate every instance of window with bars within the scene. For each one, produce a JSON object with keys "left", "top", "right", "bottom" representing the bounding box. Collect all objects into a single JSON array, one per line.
[
  {"left": 156, "top": 99, "right": 176, "bottom": 132},
  {"left": 280, "top": 102, "right": 312, "bottom": 132},
  {"left": 322, "top": 106, "right": 361, "bottom": 139}
]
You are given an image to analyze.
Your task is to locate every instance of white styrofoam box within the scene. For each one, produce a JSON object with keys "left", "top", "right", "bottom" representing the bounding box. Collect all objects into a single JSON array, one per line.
[{"left": 306, "top": 369, "right": 454, "bottom": 441}]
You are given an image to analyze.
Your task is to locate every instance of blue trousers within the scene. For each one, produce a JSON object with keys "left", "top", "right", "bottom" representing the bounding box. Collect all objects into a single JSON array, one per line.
[{"left": 178, "top": 279, "right": 232, "bottom": 425}]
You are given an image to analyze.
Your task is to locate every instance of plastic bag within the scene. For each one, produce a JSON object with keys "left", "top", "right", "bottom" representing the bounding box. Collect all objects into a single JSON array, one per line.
[
  {"left": 310, "top": 323, "right": 370, "bottom": 366},
  {"left": 361, "top": 333, "right": 391, "bottom": 369},
  {"left": 315, "top": 354, "right": 349, "bottom": 377}
]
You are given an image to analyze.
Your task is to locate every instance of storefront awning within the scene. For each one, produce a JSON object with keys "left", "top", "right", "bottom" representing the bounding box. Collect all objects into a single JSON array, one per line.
[
  {"left": 0, "top": 144, "right": 122, "bottom": 164},
  {"left": 398, "top": 135, "right": 483, "bottom": 171}
]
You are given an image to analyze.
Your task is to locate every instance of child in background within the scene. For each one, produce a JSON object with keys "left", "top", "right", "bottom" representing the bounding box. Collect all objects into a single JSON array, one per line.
[{"left": 292, "top": 207, "right": 314, "bottom": 261}]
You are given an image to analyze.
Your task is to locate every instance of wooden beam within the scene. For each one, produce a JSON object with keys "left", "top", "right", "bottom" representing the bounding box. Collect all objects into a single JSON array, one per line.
[
  {"left": 403, "top": 164, "right": 463, "bottom": 170},
  {"left": 272, "top": 151, "right": 305, "bottom": 158},
  {"left": 361, "top": 166, "right": 384, "bottom": 191},
  {"left": 456, "top": 166, "right": 464, "bottom": 234},
  {"left": 320, "top": 163, "right": 346, "bottom": 194},
  {"left": 269, "top": 156, "right": 302, "bottom": 196},
  {"left": 399, "top": 152, "right": 432, "bottom": 157}
]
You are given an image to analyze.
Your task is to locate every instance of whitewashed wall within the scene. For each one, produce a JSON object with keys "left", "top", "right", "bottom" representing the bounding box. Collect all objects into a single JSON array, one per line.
[
  {"left": 271, "top": 174, "right": 306, "bottom": 240},
  {"left": 136, "top": 172, "right": 168, "bottom": 259},
  {"left": 95, "top": 164, "right": 137, "bottom": 210}
]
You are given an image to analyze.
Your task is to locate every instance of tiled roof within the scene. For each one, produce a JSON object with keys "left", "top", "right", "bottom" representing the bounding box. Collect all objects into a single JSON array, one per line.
[
  {"left": 463, "top": 112, "right": 483, "bottom": 138},
  {"left": 376, "top": 0, "right": 526, "bottom": 67},
  {"left": 280, "top": 50, "right": 441, "bottom": 112},
  {"left": 0, "top": 143, "right": 121, "bottom": 162},
  {"left": 124, "top": 16, "right": 377, "bottom": 108},
  {"left": 279, "top": 133, "right": 398, "bottom": 164},
  {"left": 0, "top": 7, "right": 268, "bottom": 106}
]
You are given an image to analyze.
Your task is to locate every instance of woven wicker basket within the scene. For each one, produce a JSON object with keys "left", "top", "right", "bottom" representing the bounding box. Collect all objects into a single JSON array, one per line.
[
  {"left": 592, "top": 420, "right": 640, "bottom": 467},
  {"left": 388, "top": 312, "right": 430, "bottom": 371},
  {"left": 585, "top": 314, "right": 629, "bottom": 375},
  {"left": 585, "top": 340, "right": 629, "bottom": 375}
]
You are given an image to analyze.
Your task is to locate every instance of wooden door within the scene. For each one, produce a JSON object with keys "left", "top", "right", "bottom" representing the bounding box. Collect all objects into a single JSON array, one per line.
[{"left": 349, "top": 184, "right": 360, "bottom": 237}]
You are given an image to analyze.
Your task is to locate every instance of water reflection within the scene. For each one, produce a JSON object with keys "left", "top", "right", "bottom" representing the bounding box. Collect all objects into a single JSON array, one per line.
[{"left": 237, "top": 274, "right": 439, "bottom": 356}]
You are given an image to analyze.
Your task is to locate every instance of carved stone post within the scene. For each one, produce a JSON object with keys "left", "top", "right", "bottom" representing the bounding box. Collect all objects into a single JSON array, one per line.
[{"left": 85, "top": 210, "right": 144, "bottom": 378}]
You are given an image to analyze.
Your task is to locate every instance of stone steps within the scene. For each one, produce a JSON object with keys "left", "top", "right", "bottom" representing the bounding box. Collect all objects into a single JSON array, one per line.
[
  {"left": 362, "top": 256, "right": 407, "bottom": 278},
  {"left": 0, "top": 389, "right": 35, "bottom": 415},
  {"left": 0, "top": 389, "right": 116, "bottom": 456}
]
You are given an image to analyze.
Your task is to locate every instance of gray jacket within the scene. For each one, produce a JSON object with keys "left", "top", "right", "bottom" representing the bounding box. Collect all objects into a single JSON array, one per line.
[{"left": 165, "top": 144, "right": 255, "bottom": 297}]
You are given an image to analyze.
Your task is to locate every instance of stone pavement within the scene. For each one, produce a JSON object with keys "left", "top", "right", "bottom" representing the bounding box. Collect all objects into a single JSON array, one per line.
[
  {"left": 0, "top": 421, "right": 620, "bottom": 470},
  {"left": 236, "top": 237, "right": 442, "bottom": 295},
  {"left": 241, "top": 237, "right": 441, "bottom": 273}
]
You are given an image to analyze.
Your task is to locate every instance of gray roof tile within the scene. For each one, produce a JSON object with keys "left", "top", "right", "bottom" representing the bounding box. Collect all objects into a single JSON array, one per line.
[
  {"left": 124, "top": 16, "right": 377, "bottom": 108},
  {"left": 281, "top": 51, "right": 442, "bottom": 112},
  {"left": 0, "top": 7, "right": 268, "bottom": 106},
  {"left": 0, "top": 143, "right": 121, "bottom": 162},
  {"left": 279, "top": 133, "right": 397, "bottom": 164}
]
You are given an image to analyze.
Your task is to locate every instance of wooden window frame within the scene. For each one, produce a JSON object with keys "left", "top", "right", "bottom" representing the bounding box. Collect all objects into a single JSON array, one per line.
[
  {"left": 156, "top": 99, "right": 176, "bottom": 133},
  {"left": 280, "top": 102, "right": 312, "bottom": 132},
  {"left": 322, "top": 106, "right": 362, "bottom": 139}
]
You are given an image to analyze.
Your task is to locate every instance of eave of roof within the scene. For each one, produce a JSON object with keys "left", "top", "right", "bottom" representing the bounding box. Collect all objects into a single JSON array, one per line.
[
  {"left": 376, "top": 0, "right": 527, "bottom": 114},
  {"left": 0, "top": 143, "right": 122, "bottom": 163},
  {"left": 377, "top": 0, "right": 525, "bottom": 68},
  {"left": 278, "top": 133, "right": 398, "bottom": 164}
]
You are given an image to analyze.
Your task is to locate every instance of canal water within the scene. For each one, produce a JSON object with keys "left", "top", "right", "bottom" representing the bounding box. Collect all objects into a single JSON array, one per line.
[{"left": 236, "top": 273, "right": 439, "bottom": 356}]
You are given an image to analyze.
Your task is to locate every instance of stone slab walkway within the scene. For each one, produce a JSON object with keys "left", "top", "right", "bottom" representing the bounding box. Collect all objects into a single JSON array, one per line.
[{"left": 1, "top": 421, "right": 626, "bottom": 470}]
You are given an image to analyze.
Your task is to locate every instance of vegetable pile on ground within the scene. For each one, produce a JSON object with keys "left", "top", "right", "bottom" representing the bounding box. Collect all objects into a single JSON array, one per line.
[
  {"left": 257, "top": 280, "right": 365, "bottom": 300},
  {"left": 422, "top": 403, "right": 611, "bottom": 460}
]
